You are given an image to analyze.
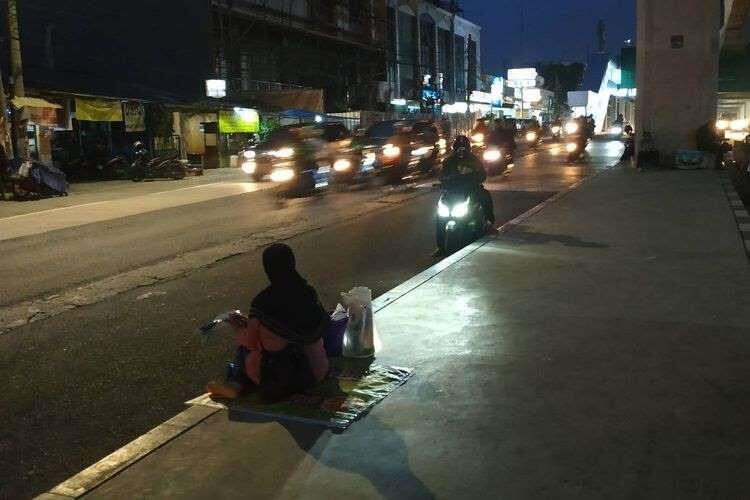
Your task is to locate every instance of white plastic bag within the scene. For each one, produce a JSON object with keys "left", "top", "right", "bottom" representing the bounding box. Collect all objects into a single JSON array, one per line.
[{"left": 341, "top": 287, "right": 375, "bottom": 358}]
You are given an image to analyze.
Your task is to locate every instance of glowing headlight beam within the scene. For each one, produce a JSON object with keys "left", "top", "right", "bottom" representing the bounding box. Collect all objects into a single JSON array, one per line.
[
  {"left": 270, "top": 168, "right": 295, "bottom": 182},
  {"left": 333, "top": 159, "right": 352, "bottom": 172},
  {"left": 483, "top": 149, "right": 502, "bottom": 162},
  {"left": 564, "top": 122, "right": 579, "bottom": 135},
  {"left": 451, "top": 199, "right": 470, "bottom": 218},
  {"left": 241, "top": 161, "right": 256, "bottom": 174}
]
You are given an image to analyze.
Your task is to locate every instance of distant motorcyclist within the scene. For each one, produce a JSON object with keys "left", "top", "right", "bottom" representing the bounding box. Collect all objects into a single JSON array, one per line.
[
  {"left": 440, "top": 135, "right": 495, "bottom": 226},
  {"left": 470, "top": 118, "right": 492, "bottom": 146},
  {"left": 491, "top": 118, "right": 517, "bottom": 152}
]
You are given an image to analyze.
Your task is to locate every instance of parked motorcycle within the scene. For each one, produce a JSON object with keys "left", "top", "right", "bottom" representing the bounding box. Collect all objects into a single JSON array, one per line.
[{"left": 436, "top": 186, "right": 491, "bottom": 255}]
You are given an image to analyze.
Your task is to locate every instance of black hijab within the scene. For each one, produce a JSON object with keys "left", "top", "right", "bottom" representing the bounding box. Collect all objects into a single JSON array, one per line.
[{"left": 250, "top": 243, "right": 328, "bottom": 345}]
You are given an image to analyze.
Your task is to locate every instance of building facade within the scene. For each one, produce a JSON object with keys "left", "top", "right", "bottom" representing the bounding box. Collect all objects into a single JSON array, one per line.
[
  {"left": 212, "top": 0, "right": 390, "bottom": 112},
  {"left": 386, "top": 0, "right": 481, "bottom": 108}
]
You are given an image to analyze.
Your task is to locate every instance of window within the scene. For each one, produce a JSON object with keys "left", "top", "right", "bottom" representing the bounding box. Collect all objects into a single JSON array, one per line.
[{"left": 454, "top": 35, "right": 465, "bottom": 95}]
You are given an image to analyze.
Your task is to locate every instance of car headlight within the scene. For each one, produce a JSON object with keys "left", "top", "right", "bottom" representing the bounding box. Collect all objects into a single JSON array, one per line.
[
  {"left": 271, "top": 147, "right": 295, "bottom": 159},
  {"left": 525, "top": 131, "right": 538, "bottom": 142},
  {"left": 483, "top": 149, "right": 502, "bottom": 162},
  {"left": 564, "top": 122, "right": 579, "bottom": 134},
  {"left": 333, "top": 159, "right": 352, "bottom": 172},
  {"left": 241, "top": 161, "right": 256, "bottom": 174},
  {"left": 451, "top": 199, "right": 470, "bottom": 218},
  {"left": 566, "top": 142, "right": 578, "bottom": 153},
  {"left": 551, "top": 126, "right": 561, "bottom": 134},
  {"left": 411, "top": 146, "right": 433, "bottom": 157},
  {"left": 438, "top": 199, "right": 450, "bottom": 218},
  {"left": 471, "top": 133, "right": 485, "bottom": 144},
  {"left": 270, "top": 167, "right": 295, "bottom": 182},
  {"left": 242, "top": 150, "right": 256, "bottom": 160},
  {"left": 383, "top": 144, "right": 401, "bottom": 158}
]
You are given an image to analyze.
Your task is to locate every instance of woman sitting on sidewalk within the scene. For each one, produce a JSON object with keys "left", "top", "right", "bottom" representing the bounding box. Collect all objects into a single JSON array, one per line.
[{"left": 208, "top": 243, "right": 330, "bottom": 401}]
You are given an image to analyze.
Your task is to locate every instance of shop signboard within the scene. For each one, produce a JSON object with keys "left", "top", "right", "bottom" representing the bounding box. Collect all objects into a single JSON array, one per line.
[
  {"left": 75, "top": 98, "right": 124, "bottom": 122},
  {"left": 219, "top": 108, "right": 260, "bottom": 133},
  {"left": 123, "top": 102, "right": 146, "bottom": 132}
]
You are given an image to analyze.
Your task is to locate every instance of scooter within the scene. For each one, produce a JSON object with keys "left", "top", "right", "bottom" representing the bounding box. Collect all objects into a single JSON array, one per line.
[
  {"left": 270, "top": 161, "right": 331, "bottom": 198},
  {"left": 131, "top": 152, "right": 186, "bottom": 182},
  {"left": 481, "top": 145, "right": 514, "bottom": 176},
  {"left": 436, "top": 186, "right": 491, "bottom": 255},
  {"left": 565, "top": 135, "right": 590, "bottom": 162},
  {"left": 524, "top": 130, "right": 541, "bottom": 149}
]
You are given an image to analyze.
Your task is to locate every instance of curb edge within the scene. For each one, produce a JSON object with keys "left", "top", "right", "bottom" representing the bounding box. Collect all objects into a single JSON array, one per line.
[{"left": 718, "top": 171, "right": 750, "bottom": 261}]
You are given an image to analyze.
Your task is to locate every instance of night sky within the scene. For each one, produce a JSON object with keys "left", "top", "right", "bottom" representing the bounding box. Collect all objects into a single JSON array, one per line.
[{"left": 458, "top": 0, "right": 636, "bottom": 73}]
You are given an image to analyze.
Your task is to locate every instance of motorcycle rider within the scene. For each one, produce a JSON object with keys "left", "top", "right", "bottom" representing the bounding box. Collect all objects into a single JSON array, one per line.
[{"left": 437, "top": 136, "right": 495, "bottom": 252}]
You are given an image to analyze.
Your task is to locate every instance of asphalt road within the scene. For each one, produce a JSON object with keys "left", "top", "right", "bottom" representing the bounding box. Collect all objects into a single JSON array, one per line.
[{"left": 0, "top": 140, "right": 620, "bottom": 499}]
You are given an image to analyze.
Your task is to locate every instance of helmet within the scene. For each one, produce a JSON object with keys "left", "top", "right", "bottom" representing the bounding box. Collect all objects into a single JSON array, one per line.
[
  {"left": 453, "top": 135, "right": 471, "bottom": 155},
  {"left": 133, "top": 141, "right": 145, "bottom": 150}
]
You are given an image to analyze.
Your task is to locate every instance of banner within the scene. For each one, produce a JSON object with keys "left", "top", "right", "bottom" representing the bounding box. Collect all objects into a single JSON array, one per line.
[
  {"left": 218, "top": 108, "right": 259, "bottom": 134},
  {"left": 75, "top": 98, "right": 123, "bottom": 122},
  {"left": 122, "top": 102, "right": 146, "bottom": 132}
]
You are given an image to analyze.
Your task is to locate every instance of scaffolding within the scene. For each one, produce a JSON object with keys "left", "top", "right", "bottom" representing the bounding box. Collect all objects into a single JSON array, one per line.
[{"left": 211, "top": 0, "right": 393, "bottom": 112}]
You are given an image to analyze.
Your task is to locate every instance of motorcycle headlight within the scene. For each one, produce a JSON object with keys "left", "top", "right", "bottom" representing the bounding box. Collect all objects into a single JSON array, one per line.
[
  {"left": 411, "top": 146, "right": 432, "bottom": 157},
  {"left": 551, "top": 126, "right": 561, "bottom": 134},
  {"left": 471, "top": 133, "right": 485, "bottom": 144},
  {"left": 438, "top": 199, "right": 450, "bottom": 218},
  {"left": 483, "top": 149, "right": 502, "bottom": 162},
  {"left": 333, "top": 159, "right": 352, "bottom": 172},
  {"left": 272, "top": 147, "right": 295, "bottom": 159},
  {"left": 566, "top": 142, "right": 578, "bottom": 153},
  {"left": 716, "top": 120, "right": 729, "bottom": 131},
  {"left": 608, "top": 126, "right": 623, "bottom": 135},
  {"left": 525, "top": 131, "right": 538, "bottom": 142},
  {"left": 242, "top": 150, "right": 256, "bottom": 160},
  {"left": 383, "top": 144, "right": 401, "bottom": 158},
  {"left": 564, "top": 122, "right": 579, "bottom": 135},
  {"left": 451, "top": 199, "right": 470, "bottom": 218},
  {"left": 270, "top": 167, "right": 295, "bottom": 182},
  {"left": 241, "top": 161, "right": 256, "bottom": 174}
]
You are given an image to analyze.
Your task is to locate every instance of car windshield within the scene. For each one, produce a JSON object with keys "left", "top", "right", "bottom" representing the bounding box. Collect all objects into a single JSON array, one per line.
[
  {"left": 265, "top": 128, "right": 300, "bottom": 146},
  {"left": 365, "top": 121, "right": 396, "bottom": 139}
]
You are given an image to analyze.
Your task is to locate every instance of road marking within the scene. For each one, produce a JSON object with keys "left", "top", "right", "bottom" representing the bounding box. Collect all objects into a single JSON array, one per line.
[
  {"left": 0, "top": 182, "right": 269, "bottom": 242},
  {"left": 0, "top": 180, "right": 263, "bottom": 221}
]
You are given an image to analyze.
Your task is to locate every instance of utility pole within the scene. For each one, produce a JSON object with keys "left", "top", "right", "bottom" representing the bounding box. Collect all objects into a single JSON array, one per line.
[
  {"left": 7, "top": 0, "right": 25, "bottom": 159},
  {"left": 0, "top": 65, "right": 13, "bottom": 159},
  {"left": 7, "top": 0, "right": 24, "bottom": 97}
]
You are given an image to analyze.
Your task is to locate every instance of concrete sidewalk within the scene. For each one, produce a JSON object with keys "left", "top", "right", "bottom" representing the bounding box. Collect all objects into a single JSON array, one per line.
[{"left": 43, "top": 165, "right": 750, "bottom": 499}]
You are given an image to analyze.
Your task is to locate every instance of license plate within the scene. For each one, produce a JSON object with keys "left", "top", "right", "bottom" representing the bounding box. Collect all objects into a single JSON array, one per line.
[{"left": 315, "top": 181, "right": 329, "bottom": 189}]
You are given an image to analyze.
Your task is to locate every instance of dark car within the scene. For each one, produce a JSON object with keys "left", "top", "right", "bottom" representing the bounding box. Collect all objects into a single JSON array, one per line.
[
  {"left": 346, "top": 119, "right": 444, "bottom": 184},
  {"left": 240, "top": 122, "right": 351, "bottom": 182}
]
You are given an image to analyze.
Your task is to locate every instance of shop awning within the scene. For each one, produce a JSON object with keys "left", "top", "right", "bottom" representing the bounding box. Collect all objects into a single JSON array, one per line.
[{"left": 11, "top": 97, "right": 62, "bottom": 110}]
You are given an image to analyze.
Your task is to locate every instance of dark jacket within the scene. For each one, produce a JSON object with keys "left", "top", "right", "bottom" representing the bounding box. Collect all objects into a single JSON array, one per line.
[{"left": 440, "top": 152, "right": 486, "bottom": 187}]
